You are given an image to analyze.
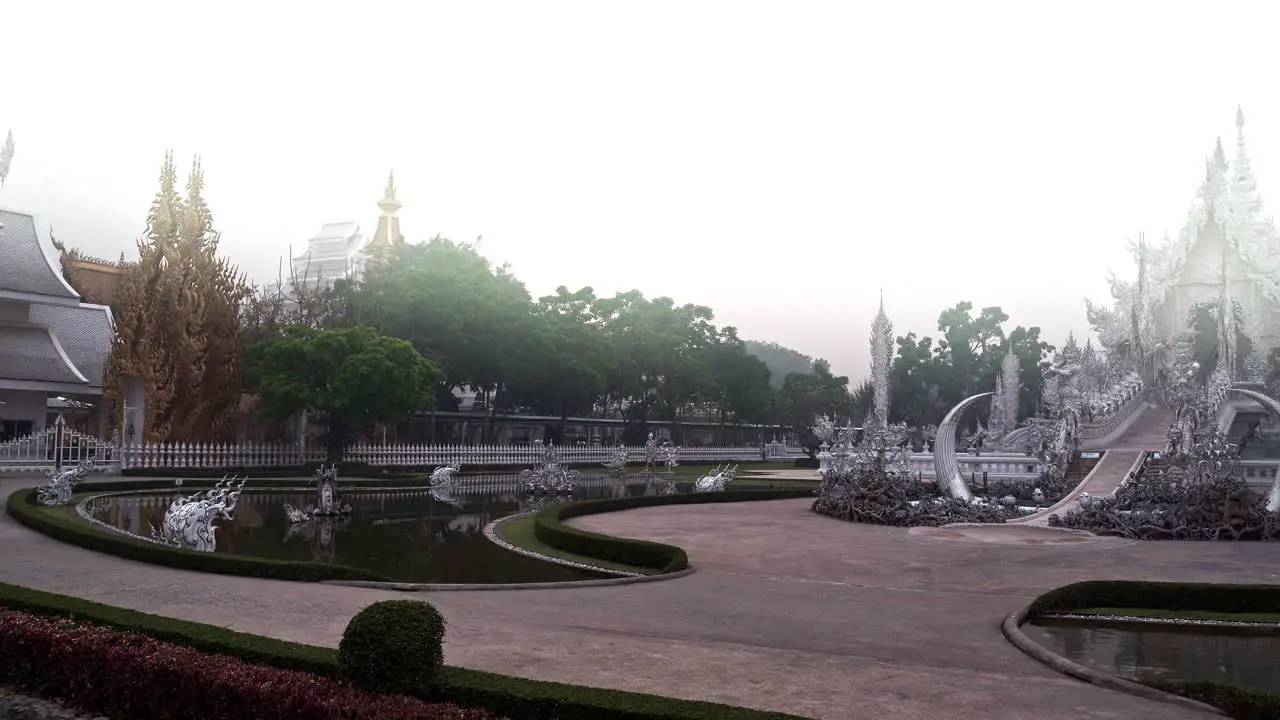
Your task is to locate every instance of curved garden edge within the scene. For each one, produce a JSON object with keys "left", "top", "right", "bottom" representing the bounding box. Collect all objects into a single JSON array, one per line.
[
  {"left": 1003, "top": 579, "right": 1280, "bottom": 719},
  {"left": 999, "top": 606, "right": 1226, "bottom": 717},
  {"left": 530, "top": 489, "right": 817, "bottom": 574}
]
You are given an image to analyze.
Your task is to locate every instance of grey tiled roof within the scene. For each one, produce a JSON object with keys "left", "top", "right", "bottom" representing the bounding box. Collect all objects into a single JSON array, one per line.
[
  {"left": 0, "top": 209, "right": 80, "bottom": 300},
  {"left": 0, "top": 321, "right": 88, "bottom": 385},
  {"left": 28, "top": 303, "right": 114, "bottom": 388}
]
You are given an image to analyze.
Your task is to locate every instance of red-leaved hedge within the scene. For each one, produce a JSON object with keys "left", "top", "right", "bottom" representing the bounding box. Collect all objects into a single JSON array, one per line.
[{"left": 0, "top": 610, "right": 494, "bottom": 719}]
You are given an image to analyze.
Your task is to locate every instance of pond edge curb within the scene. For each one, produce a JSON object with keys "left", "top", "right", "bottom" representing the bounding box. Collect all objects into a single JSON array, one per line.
[{"left": 1000, "top": 605, "right": 1227, "bottom": 716}]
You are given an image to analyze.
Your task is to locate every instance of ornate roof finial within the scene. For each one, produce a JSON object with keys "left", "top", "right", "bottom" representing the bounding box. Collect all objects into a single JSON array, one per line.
[
  {"left": 1237, "top": 105, "right": 1245, "bottom": 133},
  {"left": 385, "top": 170, "right": 397, "bottom": 201}
]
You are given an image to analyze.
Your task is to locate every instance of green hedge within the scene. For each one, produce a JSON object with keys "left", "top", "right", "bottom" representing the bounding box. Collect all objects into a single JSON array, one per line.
[
  {"left": 5, "top": 489, "right": 390, "bottom": 583},
  {"left": 0, "top": 582, "right": 803, "bottom": 720},
  {"left": 792, "top": 457, "right": 819, "bottom": 469},
  {"left": 534, "top": 490, "right": 814, "bottom": 573},
  {"left": 1147, "top": 680, "right": 1280, "bottom": 720},
  {"left": 1027, "top": 580, "right": 1280, "bottom": 618},
  {"left": 1027, "top": 580, "right": 1280, "bottom": 720}
]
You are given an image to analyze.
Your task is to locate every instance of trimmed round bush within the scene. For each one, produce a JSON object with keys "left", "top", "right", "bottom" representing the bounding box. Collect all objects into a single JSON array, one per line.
[{"left": 339, "top": 600, "right": 446, "bottom": 695}]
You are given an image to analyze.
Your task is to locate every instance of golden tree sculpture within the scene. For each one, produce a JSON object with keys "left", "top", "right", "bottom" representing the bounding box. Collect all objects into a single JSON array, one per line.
[{"left": 105, "top": 152, "right": 252, "bottom": 442}]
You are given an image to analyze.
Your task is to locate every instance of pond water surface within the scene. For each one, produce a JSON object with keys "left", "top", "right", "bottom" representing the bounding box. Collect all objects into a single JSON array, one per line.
[
  {"left": 81, "top": 473, "right": 762, "bottom": 584},
  {"left": 1025, "top": 618, "right": 1280, "bottom": 694}
]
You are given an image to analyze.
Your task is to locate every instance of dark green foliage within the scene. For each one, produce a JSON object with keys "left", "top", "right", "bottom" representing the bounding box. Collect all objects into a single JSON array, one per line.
[
  {"left": 1148, "top": 679, "right": 1280, "bottom": 720},
  {"left": 743, "top": 340, "right": 814, "bottom": 389},
  {"left": 534, "top": 491, "right": 814, "bottom": 572},
  {"left": 793, "top": 457, "right": 820, "bottom": 469},
  {"left": 1027, "top": 580, "right": 1280, "bottom": 618},
  {"left": 6, "top": 489, "right": 390, "bottom": 583},
  {"left": 341, "top": 600, "right": 446, "bottom": 695},
  {"left": 0, "top": 582, "right": 805, "bottom": 720}
]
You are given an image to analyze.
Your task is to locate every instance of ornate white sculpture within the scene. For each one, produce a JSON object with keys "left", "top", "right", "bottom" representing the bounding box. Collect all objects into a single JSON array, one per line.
[
  {"left": 430, "top": 462, "right": 461, "bottom": 486},
  {"left": 869, "top": 292, "right": 894, "bottom": 428},
  {"left": 989, "top": 351, "right": 1021, "bottom": 439},
  {"left": 932, "top": 393, "right": 992, "bottom": 502},
  {"left": 693, "top": 464, "right": 737, "bottom": 492},
  {"left": 642, "top": 433, "right": 680, "bottom": 472},
  {"left": 602, "top": 445, "right": 629, "bottom": 473},
  {"left": 151, "top": 476, "right": 246, "bottom": 552},
  {"left": 0, "top": 129, "right": 14, "bottom": 188},
  {"left": 521, "top": 441, "right": 580, "bottom": 495},
  {"left": 284, "top": 465, "right": 352, "bottom": 524},
  {"left": 36, "top": 459, "right": 93, "bottom": 506}
]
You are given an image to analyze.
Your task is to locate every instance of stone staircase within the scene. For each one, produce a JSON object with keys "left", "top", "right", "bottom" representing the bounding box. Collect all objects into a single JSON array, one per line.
[{"left": 1008, "top": 404, "right": 1173, "bottom": 526}]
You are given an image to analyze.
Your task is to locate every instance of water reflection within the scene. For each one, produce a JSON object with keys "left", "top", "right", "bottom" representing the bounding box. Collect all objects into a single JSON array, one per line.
[
  {"left": 1025, "top": 619, "right": 1280, "bottom": 693},
  {"left": 83, "top": 472, "right": 716, "bottom": 584}
]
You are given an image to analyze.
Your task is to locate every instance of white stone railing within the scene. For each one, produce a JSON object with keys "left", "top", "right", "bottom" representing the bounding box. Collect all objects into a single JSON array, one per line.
[
  {"left": 903, "top": 452, "right": 1040, "bottom": 480},
  {"left": 1077, "top": 373, "right": 1146, "bottom": 440}
]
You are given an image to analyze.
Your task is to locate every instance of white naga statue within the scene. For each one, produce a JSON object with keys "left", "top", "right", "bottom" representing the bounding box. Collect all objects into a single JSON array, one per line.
[
  {"left": 152, "top": 477, "right": 246, "bottom": 552},
  {"left": 430, "top": 462, "right": 462, "bottom": 486},
  {"left": 1045, "top": 347, "right": 1085, "bottom": 413},
  {"left": 37, "top": 459, "right": 93, "bottom": 506},
  {"left": 693, "top": 464, "right": 738, "bottom": 493}
]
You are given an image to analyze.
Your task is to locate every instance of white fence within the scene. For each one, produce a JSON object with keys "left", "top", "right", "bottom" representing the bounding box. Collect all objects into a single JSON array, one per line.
[{"left": 0, "top": 416, "right": 118, "bottom": 474}]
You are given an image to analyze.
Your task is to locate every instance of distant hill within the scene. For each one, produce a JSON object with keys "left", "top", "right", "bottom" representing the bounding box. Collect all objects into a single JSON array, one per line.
[{"left": 744, "top": 340, "right": 814, "bottom": 389}]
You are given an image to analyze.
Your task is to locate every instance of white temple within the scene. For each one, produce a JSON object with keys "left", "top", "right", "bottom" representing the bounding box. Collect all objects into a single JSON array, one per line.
[
  {"left": 287, "top": 172, "right": 405, "bottom": 291},
  {"left": 1088, "top": 108, "right": 1280, "bottom": 382}
]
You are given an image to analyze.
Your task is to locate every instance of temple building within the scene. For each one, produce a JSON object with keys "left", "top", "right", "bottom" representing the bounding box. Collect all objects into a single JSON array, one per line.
[
  {"left": 0, "top": 208, "right": 116, "bottom": 440},
  {"left": 1089, "top": 108, "right": 1280, "bottom": 383},
  {"left": 287, "top": 172, "right": 405, "bottom": 291}
]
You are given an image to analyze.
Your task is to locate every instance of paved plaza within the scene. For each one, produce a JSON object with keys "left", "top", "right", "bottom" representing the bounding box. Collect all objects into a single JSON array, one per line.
[{"left": 3, "top": 476, "right": 1271, "bottom": 719}]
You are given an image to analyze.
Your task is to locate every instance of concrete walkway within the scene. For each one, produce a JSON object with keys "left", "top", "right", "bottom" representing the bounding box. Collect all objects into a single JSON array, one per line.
[{"left": 1, "top": 476, "right": 1265, "bottom": 719}]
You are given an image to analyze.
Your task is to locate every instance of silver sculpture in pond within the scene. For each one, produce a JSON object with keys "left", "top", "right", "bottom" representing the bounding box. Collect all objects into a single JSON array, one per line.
[
  {"left": 642, "top": 433, "right": 681, "bottom": 472},
  {"left": 429, "top": 485, "right": 464, "bottom": 509},
  {"left": 36, "top": 459, "right": 93, "bottom": 506},
  {"left": 603, "top": 445, "right": 629, "bottom": 473},
  {"left": 283, "top": 464, "right": 352, "bottom": 524},
  {"left": 151, "top": 476, "right": 246, "bottom": 552},
  {"left": 521, "top": 441, "right": 580, "bottom": 494},
  {"left": 430, "top": 462, "right": 462, "bottom": 486},
  {"left": 694, "top": 464, "right": 737, "bottom": 492}
]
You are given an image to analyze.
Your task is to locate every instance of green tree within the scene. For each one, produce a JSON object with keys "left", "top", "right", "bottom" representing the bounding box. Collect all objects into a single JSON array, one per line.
[
  {"left": 591, "top": 291, "right": 719, "bottom": 443},
  {"left": 353, "top": 238, "right": 537, "bottom": 440},
  {"left": 775, "top": 359, "right": 852, "bottom": 456},
  {"left": 504, "top": 286, "right": 611, "bottom": 441},
  {"left": 744, "top": 340, "right": 814, "bottom": 389},
  {"left": 249, "top": 326, "right": 442, "bottom": 459},
  {"left": 707, "top": 328, "right": 774, "bottom": 442}
]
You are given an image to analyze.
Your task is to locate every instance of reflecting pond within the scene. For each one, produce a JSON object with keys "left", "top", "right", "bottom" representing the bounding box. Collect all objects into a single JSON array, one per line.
[
  {"left": 1025, "top": 618, "right": 1280, "bottom": 694},
  {"left": 80, "top": 473, "right": 769, "bottom": 584}
]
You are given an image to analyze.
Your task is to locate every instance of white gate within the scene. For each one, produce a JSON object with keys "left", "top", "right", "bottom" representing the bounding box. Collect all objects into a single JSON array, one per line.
[{"left": 0, "top": 416, "right": 118, "bottom": 474}]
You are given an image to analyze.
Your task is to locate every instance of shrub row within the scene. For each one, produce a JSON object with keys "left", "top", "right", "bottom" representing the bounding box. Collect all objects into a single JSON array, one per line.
[
  {"left": 793, "top": 457, "right": 820, "bottom": 469},
  {"left": 1027, "top": 580, "right": 1280, "bottom": 618},
  {"left": 5, "top": 489, "right": 390, "bottom": 583},
  {"left": 1026, "top": 580, "right": 1280, "bottom": 720},
  {"left": 0, "top": 582, "right": 804, "bottom": 720},
  {"left": 0, "top": 609, "right": 490, "bottom": 720},
  {"left": 534, "top": 490, "right": 815, "bottom": 573},
  {"left": 1147, "top": 679, "right": 1280, "bottom": 720}
]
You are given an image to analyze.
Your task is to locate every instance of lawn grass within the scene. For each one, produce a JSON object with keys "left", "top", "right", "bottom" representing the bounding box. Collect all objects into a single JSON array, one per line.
[
  {"left": 1073, "top": 607, "right": 1280, "bottom": 624},
  {"left": 495, "top": 514, "right": 659, "bottom": 575}
]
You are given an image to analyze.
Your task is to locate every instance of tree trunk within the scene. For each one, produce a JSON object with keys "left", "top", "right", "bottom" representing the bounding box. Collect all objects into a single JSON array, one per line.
[
  {"left": 559, "top": 400, "right": 569, "bottom": 444},
  {"left": 326, "top": 415, "right": 347, "bottom": 463}
]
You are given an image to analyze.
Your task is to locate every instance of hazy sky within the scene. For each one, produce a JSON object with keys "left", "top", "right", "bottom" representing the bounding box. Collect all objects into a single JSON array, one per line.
[{"left": 4, "top": 1, "right": 1278, "bottom": 382}]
